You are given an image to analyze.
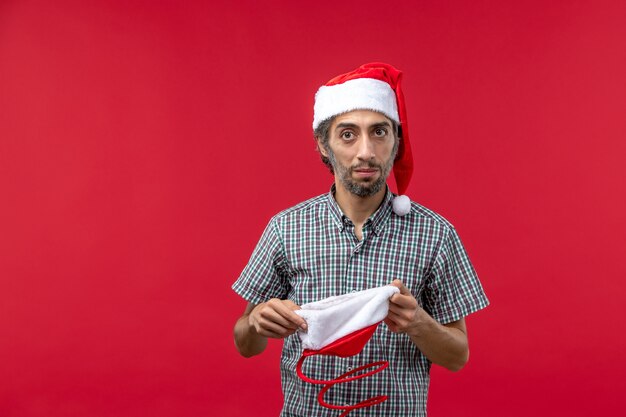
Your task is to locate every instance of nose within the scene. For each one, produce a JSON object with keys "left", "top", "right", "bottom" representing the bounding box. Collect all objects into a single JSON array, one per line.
[{"left": 356, "top": 136, "right": 375, "bottom": 161}]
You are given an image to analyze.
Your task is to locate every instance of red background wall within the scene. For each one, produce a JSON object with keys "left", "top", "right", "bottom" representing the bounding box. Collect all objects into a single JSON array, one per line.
[{"left": 1, "top": 1, "right": 625, "bottom": 416}]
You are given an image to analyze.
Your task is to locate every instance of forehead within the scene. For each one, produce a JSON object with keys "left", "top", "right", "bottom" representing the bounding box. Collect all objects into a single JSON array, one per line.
[{"left": 331, "top": 109, "right": 392, "bottom": 129}]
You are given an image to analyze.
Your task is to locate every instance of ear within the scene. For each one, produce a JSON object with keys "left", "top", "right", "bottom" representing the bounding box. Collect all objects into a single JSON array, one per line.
[{"left": 315, "top": 137, "right": 329, "bottom": 157}]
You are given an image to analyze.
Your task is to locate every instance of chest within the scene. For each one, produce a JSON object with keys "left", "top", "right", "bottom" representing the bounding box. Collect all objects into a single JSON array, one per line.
[{"left": 283, "top": 222, "right": 437, "bottom": 305}]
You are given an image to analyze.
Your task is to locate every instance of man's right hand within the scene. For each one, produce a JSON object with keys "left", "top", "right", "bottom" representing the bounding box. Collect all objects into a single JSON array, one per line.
[{"left": 248, "top": 299, "right": 307, "bottom": 339}]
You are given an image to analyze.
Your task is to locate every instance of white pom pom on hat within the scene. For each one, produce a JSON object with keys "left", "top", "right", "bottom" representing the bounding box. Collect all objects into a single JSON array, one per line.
[
  {"left": 313, "top": 62, "right": 414, "bottom": 216},
  {"left": 392, "top": 194, "right": 411, "bottom": 216}
]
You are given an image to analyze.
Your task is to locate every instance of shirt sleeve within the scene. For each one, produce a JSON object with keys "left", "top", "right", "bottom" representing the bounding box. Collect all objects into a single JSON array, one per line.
[
  {"left": 232, "top": 218, "right": 291, "bottom": 305},
  {"left": 422, "top": 227, "right": 489, "bottom": 324}
]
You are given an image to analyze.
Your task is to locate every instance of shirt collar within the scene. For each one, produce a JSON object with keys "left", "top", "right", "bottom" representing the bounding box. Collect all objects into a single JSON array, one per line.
[{"left": 325, "top": 184, "right": 395, "bottom": 236}]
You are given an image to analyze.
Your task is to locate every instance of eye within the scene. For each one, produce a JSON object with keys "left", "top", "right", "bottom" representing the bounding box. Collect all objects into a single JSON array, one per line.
[
  {"left": 340, "top": 131, "right": 355, "bottom": 140},
  {"left": 373, "top": 127, "right": 388, "bottom": 137}
]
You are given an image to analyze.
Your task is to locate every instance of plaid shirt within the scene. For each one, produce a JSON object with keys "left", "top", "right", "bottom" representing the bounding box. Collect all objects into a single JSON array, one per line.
[{"left": 233, "top": 186, "right": 489, "bottom": 417}]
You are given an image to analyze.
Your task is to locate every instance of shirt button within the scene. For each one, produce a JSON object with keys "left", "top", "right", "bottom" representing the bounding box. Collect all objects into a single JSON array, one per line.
[
  {"left": 354, "top": 248, "right": 360, "bottom": 253},
  {"left": 347, "top": 366, "right": 353, "bottom": 371}
]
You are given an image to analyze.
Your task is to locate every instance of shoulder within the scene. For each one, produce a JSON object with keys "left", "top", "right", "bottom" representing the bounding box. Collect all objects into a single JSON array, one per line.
[
  {"left": 403, "top": 200, "right": 475, "bottom": 260},
  {"left": 393, "top": 194, "right": 454, "bottom": 230},
  {"left": 269, "top": 193, "right": 329, "bottom": 226},
  {"left": 407, "top": 200, "right": 455, "bottom": 230},
  {"left": 389, "top": 198, "right": 458, "bottom": 243}
]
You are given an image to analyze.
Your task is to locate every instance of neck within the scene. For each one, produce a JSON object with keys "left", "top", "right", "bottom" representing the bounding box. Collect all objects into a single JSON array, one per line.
[{"left": 333, "top": 181, "right": 387, "bottom": 227}]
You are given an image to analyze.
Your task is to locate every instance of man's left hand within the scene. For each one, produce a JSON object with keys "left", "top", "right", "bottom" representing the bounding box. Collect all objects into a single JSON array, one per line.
[{"left": 385, "top": 279, "right": 421, "bottom": 336}]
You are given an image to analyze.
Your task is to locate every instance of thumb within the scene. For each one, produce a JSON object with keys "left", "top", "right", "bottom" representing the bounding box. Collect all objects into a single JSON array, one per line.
[{"left": 390, "top": 279, "right": 410, "bottom": 295}]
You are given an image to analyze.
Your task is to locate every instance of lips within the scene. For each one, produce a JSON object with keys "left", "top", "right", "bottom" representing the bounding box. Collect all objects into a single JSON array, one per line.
[{"left": 353, "top": 168, "right": 379, "bottom": 178}]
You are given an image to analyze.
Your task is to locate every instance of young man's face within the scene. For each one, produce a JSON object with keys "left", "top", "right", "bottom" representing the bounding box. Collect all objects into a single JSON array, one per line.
[{"left": 319, "top": 110, "right": 398, "bottom": 198}]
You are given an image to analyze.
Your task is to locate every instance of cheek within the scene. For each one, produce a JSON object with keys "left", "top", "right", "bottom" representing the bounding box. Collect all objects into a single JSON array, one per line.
[
  {"left": 377, "top": 141, "right": 396, "bottom": 158},
  {"left": 330, "top": 146, "right": 354, "bottom": 163}
]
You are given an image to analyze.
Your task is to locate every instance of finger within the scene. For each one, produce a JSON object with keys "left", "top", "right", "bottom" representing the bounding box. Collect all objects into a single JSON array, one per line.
[
  {"left": 261, "top": 300, "right": 304, "bottom": 330},
  {"left": 283, "top": 300, "right": 302, "bottom": 311},
  {"left": 387, "top": 304, "right": 415, "bottom": 325},
  {"left": 282, "top": 300, "right": 308, "bottom": 329},
  {"left": 252, "top": 302, "right": 298, "bottom": 331},
  {"left": 256, "top": 320, "right": 298, "bottom": 338},
  {"left": 388, "top": 300, "right": 406, "bottom": 314},
  {"left": 389, "top": 279, "right": 402, "bottom": 289},
  {"left": 385, "top": 310, "right": 409, "bottom": 332},
  {"left": 390, "top": 279, "right": 411, "bottom": 295},
  {"left": 389, "top": 293, "right": 418, "bottom": 309},
  {"left": 260, "top": 307, "right": 301, "bottom": 331},
  {"left": 257, "top": 326, "right": 294, "bottom": 339},
  {"left": 387, "top": 308, "right": 406, "bottom": 321},
  {"left": 383, "top": 317, "right": 401, "bottom": 334},
  {"left": 277, "top": 303, "right": 307, "bottom": 330},
  {"left": 269, "top": 300, "right": 308, "bottom": 330},
  {"left": 386, "top": 309, "right": 401, "bottom": 323},
  {"left": 383, "top": 317, "right": 396, "bottom": 331}
]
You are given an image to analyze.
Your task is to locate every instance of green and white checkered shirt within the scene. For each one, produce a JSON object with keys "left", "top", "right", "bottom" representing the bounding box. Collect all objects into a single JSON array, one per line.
[{"left": 233, "top": 186, "right": 489, "bottom": 416}]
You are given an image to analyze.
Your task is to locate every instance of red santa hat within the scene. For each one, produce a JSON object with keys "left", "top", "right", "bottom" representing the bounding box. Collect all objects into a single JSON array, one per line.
[
  {"left": 313, "top": 62, "right": 414, "bottom": 216},
  {"left": 295, "top": 285, "right": 399, "bottom": 414}
]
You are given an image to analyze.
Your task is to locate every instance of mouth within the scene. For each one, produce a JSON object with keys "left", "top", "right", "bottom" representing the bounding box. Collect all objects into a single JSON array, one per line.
[{"left": 352, "top": 167, "right": 380, "bottom": 178}]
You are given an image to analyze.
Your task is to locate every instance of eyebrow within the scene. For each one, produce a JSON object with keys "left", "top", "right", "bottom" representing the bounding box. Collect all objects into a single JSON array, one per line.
[{"left": 334, "top": 121, "right": 392, "bottom": 131}]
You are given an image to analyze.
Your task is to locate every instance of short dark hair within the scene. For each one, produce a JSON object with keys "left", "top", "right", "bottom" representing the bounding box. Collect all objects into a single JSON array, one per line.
[{"left": 313, "top": 115, "right": 401, "bottom": 174}]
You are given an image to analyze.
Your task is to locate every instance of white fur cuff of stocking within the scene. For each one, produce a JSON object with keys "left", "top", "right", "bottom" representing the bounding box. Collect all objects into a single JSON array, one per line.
[{"left": 295, "top": 285, "right": 400, "bottom": 350}]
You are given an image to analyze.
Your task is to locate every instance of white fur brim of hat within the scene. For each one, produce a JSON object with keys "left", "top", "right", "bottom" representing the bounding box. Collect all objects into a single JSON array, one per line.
[
  {"left": 313, "top": 78, "right": 400, "bottom": 130},
  {"left": 295, "top": 285, "right": 400, "bottom": 350}
]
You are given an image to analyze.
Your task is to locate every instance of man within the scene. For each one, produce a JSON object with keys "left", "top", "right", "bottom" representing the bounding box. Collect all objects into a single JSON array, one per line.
[{"left": 233, "top": 63, "right": 488, "bottom": 416}]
